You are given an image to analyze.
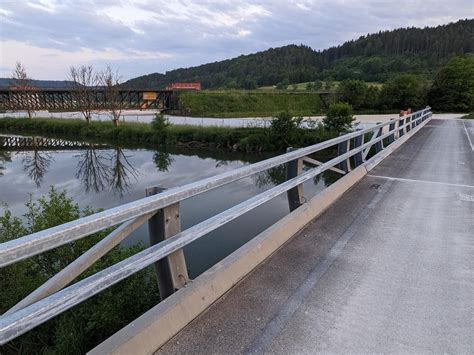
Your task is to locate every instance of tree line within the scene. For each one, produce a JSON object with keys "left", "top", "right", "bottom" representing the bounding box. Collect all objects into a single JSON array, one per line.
[
  {"left": 124, "top": 19, "right": 473, "bottom": 90},
  {"left": 333, "top": 56, "right": 473, "bottom": 112}
]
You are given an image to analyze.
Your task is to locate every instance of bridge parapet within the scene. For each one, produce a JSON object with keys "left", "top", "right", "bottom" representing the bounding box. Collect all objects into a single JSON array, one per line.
[{"left": 0, "top": 107, "right": 432, "bottom": 349}]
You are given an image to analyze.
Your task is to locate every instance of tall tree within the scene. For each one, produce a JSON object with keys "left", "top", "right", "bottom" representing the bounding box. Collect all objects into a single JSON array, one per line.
[
  {"left": 11, "top": 62, "right": 35, "bottom": 119},
  {"left": 428, "top": 56, "right": 474, "bottom": 112},
  {"left": 101, "top": 65, "right": 125, "bottom": 127},
  {"left": 69, "top": 65, "right": 100, "bottom": 123}
]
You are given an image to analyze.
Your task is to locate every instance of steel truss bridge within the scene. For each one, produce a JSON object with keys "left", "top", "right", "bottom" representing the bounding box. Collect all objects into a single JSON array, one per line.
[{"left": 0, "top": 89, "right": 177, "bottom": 111}]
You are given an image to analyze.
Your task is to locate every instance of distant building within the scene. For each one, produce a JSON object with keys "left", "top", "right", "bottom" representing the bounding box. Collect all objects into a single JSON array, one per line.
[{"left": 165, "top": 82, "right": 201, "bottom": 91}]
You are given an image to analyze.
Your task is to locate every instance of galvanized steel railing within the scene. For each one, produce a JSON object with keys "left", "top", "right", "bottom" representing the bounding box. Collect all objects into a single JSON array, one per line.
[{"left": 0, "top": 107, "right": 432, "bottom": 344}]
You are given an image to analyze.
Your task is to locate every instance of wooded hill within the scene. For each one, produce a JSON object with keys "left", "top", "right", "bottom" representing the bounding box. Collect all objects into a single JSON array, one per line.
[{"left": 124, "top": 19, "right": 473, "bottom": 89}]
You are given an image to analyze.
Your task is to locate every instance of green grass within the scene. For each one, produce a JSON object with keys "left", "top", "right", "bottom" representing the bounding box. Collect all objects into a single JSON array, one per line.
[
  {"left": 462, "top": 112, "right": 474, "bottom": 119},
  {"left": 175, "top": 91, "right": 332, "bottom": 117}
]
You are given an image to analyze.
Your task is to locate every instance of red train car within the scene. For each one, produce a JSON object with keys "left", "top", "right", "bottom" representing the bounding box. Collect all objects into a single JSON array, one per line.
[{"left": 165, "top": 82, "right": 201, "bottom": 91}]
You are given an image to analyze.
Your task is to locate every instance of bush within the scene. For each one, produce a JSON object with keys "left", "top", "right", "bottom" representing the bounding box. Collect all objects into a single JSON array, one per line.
[
  {"left": 323, "top": 102, "right": 355, "bottom": 132},
  {"left": 0, "top": 188, "right": 159, "bottom": 353},
  {"left": 269, "top": 111, "right": 304, "bottom": 148}
]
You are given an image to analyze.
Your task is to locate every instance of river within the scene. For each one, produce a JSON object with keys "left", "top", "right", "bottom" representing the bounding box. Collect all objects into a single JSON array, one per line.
[{"left": 0, "top": 134, "right": 339, "bottom": 277}]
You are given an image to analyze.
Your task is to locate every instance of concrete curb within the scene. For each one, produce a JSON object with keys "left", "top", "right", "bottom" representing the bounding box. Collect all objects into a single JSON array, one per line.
[{"left": 90, "top": 116, "right": 431, "bottom": 355}]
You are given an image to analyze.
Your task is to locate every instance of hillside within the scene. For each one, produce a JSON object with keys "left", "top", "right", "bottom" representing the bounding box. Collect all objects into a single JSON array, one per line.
[
  {"left": 124, "top": 19, "right": 473, "bottom": 89},
  {"left": 0, "top": 78, "right": 76, "bottom": 89}
]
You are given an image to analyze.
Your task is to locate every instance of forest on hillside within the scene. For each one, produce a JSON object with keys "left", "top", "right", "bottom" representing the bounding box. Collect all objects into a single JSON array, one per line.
[{"left": 124, "top": 19, "right": 473, "bottom": 90}]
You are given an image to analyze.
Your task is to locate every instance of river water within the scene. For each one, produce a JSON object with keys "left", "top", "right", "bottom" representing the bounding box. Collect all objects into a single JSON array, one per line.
[{"left": 0, "top": 134, "right": 338, "bottom": 277}]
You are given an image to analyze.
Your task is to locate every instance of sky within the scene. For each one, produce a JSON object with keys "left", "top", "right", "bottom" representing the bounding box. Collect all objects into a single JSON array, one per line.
[{"left": 0, "top": 0, "right": 472, "bottom": 81}]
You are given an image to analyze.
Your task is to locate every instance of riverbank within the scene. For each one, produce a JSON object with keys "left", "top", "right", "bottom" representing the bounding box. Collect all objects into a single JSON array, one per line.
[{"left": 0, "top": 117, "right": 335, "bottom": 153}]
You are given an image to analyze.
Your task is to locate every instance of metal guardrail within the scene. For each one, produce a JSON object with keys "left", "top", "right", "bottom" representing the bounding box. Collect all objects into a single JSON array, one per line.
[{"left": 0, "top": 107, "right": 432, "bottom": 344}]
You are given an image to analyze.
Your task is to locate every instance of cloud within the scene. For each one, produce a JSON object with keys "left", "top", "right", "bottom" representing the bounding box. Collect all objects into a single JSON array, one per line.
[{"left": 0, "top": 0, "right": 472, "bottom": 79}]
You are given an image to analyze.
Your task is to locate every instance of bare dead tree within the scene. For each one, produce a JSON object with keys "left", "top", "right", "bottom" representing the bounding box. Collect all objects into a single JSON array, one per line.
[
  {"left": 100, "top": 65, "right": 125, "bottom": 127},
  {"left": 11, "top": 61, "right": 35, "bottom": 119},
  {"left": 69, "top": 65, "right": 99, "bottom": 123}
]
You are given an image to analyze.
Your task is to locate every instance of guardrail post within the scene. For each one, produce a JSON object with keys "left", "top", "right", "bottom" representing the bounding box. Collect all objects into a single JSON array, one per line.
[
  {"left": 374, "top": 123, "right": 383, "bottom": 154},
  {"left": 399, "top": 117, "right": 405, "bottom": 137},
  {"left": 146, "top": 186, "right": 189, "bottom": 300},
  {"left": 285, "top": 147, "right": 304, "bottom": 212},
  {"left": 337, "top": 134, "right": 351, "bottom": 172},
  {"left": 353, "top": 130, "right": 364, "bottom": 167},
  {"left": 388, "top": 119, "right": 396, "bottom": 144},
  {"left": 406, "top": 115, "right": 411, "bottom": 132}
]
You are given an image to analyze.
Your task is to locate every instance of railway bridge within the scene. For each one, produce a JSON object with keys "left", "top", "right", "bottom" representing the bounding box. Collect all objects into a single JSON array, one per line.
[
  {"left": 0, "top": 88, "right": 177, "bottom": 111},
  {"left": 0, "top": 107, "right": 473, "bottom": 353}
]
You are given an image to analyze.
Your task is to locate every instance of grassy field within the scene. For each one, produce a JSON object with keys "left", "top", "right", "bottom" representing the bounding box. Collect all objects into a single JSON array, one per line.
[{"left": 175, "top": 91, "right": 331, "bottom": 118}]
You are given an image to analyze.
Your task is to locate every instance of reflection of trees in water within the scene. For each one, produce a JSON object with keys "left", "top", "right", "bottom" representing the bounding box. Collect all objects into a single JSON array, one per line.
[
  {"left": 108, "top": 148, "right": 139, "bottom": 196},
  {"left": 253, "top": 165, "right": 286, "bottom": 188},
  {"left": 153, "top": 151, "right": 174, "bottom": 172},
  {"left": 254, "top": 164, "right": 341, "bottom": 189},
  {"left": 75, "top": 149, "right": 110, "bottom": 193},
  {"left": 22, "top": 149, "right": 54, "bottom": 187},
  {"left": 76, "top": 147, "right": 139, "bottom": 196},
  {"left": 0, "top": 151, "right": 12, "bottom": 177}
]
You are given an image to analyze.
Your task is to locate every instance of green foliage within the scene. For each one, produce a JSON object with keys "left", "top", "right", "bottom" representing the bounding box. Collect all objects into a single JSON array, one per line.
[
  {"left": 276, "top": 78, "right": 290, "bottom": 90},
  {"left": 379, "top": 74, "right": 424, "bottom": 110},
  {"left": 0, "top": 116, "right": 333, "bottom": 153},
  {"left": 123, "top": 19, "right": 473, "bottom": 89},
  {"left": 176, "top": 91, "right": 325, "bottom": 117},
  {"left": 0, "top": 188, "right": 159, "bottom": 354},
  {"left": 151, "top": 113, "right": 169, "bottom": 131},
  {"left": 462, "top": 112, "right": 474, "bottom": 119},
  {"left": 323, "top": 102, "right": 355, "bottom": 132},
  {"left": 269, "top": 111, "right": 303, "bottom": 148},
  {"left": 336, "top": 80, "right": 369, "bottom": 110},
  {"left": 428, "top": 56, "right": 474, "bottom": 112},
  {"left": 306, "top": 81, "right": 323, "bottom": 91}
]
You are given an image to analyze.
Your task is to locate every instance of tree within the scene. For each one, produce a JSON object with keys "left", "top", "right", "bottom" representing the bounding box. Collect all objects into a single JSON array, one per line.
[
  {"left": 11, "top": 62, "right": 35, "bottom": 119},
  {"left": 101, "top": 65, "right": 124, "bottom": 126},
  {"left": 379, "top": 74, "right": 424, "bottom": 110},
  {"left": 270, "top": 111, "right": 303, "bottom": 148},
  {"left": 323, "top": 102, "right": 355, "bottom": 132},
  {"left": 69, "top": 65, "right": 100, "bottom": 123},
  {"left": 336, "top": 80, "right": 368, "bottom": 110},
  {"left": 428, "top": 57, "right": 474, "bottom": 112},
  {"left": 276, "top": 78, "right": 289, "bottom": 90}
]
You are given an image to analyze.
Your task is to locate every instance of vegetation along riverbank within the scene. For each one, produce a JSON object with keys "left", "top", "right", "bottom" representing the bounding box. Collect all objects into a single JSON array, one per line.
[{"left": 0, "top": 112, "right": 339, "bottom": 153}]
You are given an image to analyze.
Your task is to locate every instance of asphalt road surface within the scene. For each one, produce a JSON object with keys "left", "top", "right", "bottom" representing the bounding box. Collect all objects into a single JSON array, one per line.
[{"left": 159, "top": 118, "right": 473, "bottom": 354}]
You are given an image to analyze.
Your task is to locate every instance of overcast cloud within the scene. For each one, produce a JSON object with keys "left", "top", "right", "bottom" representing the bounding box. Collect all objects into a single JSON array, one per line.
[{"left": 0, "top": 0, "right": 472, "bottom": 80}]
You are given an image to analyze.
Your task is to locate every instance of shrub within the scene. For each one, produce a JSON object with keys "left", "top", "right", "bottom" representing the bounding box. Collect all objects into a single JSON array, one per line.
[
  {"left": 323, "top": 102, "right": 355, "bottom": 132},
  {"left": 269, "top": 111, "right": 304, "bottom": 148}
]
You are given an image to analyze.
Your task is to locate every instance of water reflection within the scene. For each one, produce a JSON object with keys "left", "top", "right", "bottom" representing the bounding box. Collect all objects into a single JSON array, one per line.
[
  {"left": 0, "top": 151, "right": 12, "bottom": 176},
  {"left": 153, "top": 151, "right": 174, "bottom": 172},
  {"left": 108, "top": 148, "right": 139, "bottom": 195},
  {"left": 75, "top": 148, "right": 110, "bottom": 193},
  {"left": 75, "top": 147, "right": 139, "bottom": 196},
  {"left": 0, "top": 134, "right": 341, "bottom": 277}
]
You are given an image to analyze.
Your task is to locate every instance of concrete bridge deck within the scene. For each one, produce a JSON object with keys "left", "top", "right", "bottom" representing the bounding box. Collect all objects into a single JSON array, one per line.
[{"left": 159, "top": 118, "right": 473, "bottom": 353}]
